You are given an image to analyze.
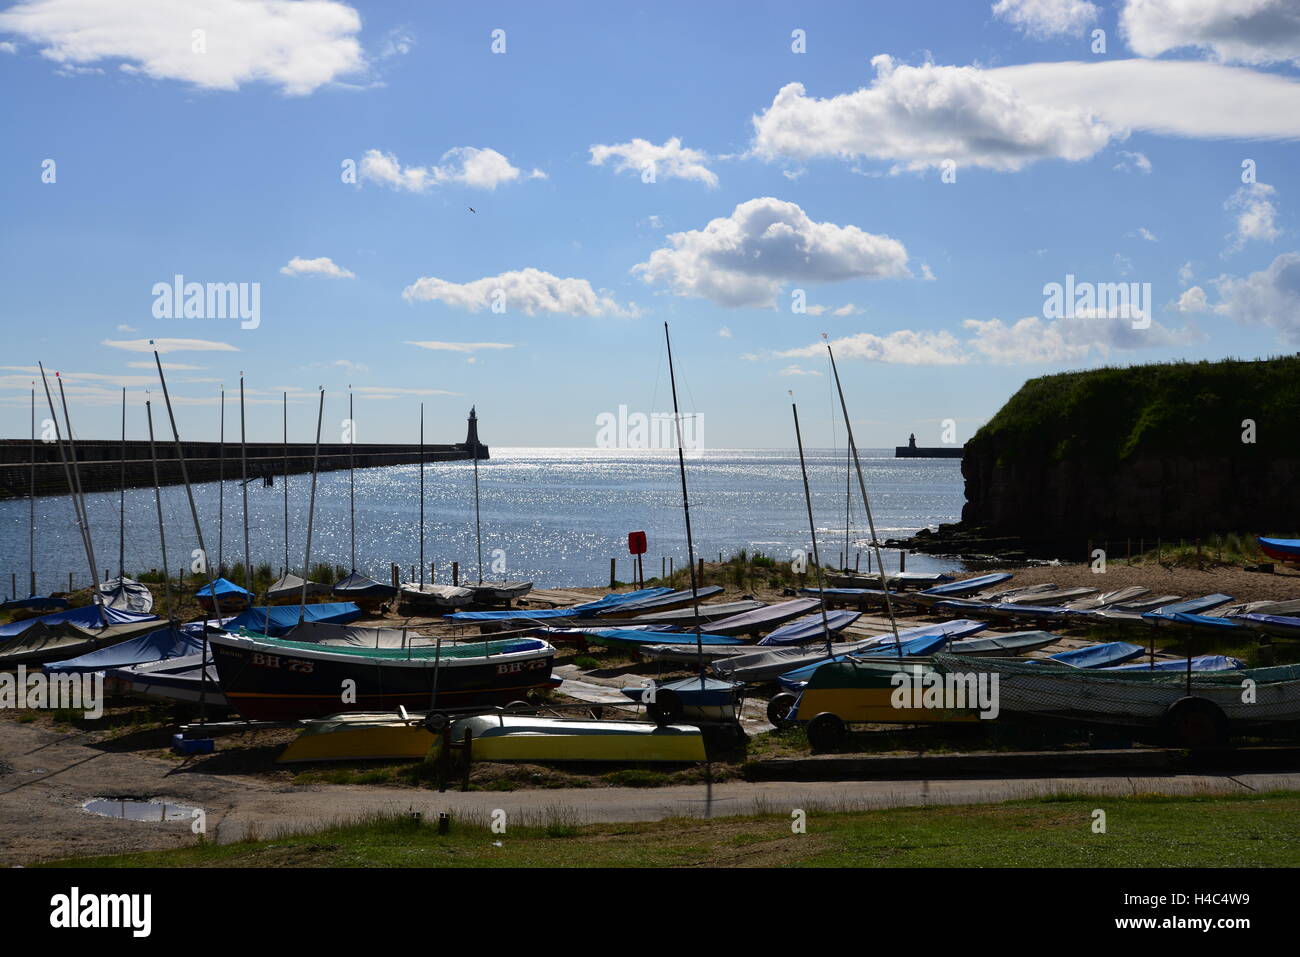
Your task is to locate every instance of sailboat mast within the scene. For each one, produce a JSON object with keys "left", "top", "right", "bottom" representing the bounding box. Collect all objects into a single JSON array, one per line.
[
  {"left": 824, "top": 338, "right": 900, "bottom": 650},
  {"left": 36, "top": 365, "right": 96, "bottom": 595},
  {"left": 240, "top": 373, "right": 251, "bottom": 591},
  {"left": 28, "top": 386, "right": 35, "bottom": 597},
  {"left": 348, "top": 389, "right": 356, "bottom": 571},
  {"left": 663, "top": 323, "right": 704, "bottom": 664},
  {"left": 152, "top": 349, "right": 226, "bottom": 724},
  {"left": 843, "top": 445, "right": 851, "bottom": 571},
  {"left": 419, "top": 403, "right": 425, "bottom": 586},
  {"left": 473, "top": 413, "right": 482, "bottom": 584},
  {"left": 791, "top": 398, "right": 835, "bottom": 655},
  {"left": 282, "top": 391, "right": 289, "bottom": 574},
  {"left": 118, "top": 387, "right": 126, "bottom": 580},
  {"left": 299, "top": 389, "right": 326, "bottom": 621},
  {"left": 217, "top": 388, "right": 224, "bottom": 573},
  {"left": 144, "top": 399, "right": 172, "bottom": 623},
  {"left": 55, "top": 373, "right": 102, "bottom": 596}
]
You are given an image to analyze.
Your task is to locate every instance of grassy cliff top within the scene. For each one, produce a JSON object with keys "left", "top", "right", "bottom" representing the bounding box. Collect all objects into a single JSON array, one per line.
[{"left": 969, "top": 355, "right": 1300, "bottom": 464}]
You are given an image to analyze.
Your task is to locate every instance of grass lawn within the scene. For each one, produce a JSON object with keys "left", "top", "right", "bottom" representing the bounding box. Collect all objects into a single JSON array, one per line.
[{"left": 42, "top": 791, "right": 1300, "bottom": 868}]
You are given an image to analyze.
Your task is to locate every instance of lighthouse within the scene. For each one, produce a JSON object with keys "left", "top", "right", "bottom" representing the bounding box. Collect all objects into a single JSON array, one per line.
[{"left": 463, "top": 407, "right": 489, "bottom": 460}]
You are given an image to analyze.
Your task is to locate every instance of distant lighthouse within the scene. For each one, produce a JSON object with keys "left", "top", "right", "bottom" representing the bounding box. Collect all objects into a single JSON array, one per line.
[{"left": 463, "top": 407, "right": 489, "bottom": 460}]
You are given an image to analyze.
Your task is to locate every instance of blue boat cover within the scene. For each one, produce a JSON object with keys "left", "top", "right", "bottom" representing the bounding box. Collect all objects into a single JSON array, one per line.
[
  {"left": 224, "top": 602, "right": 363, "bottom": 636},
  {"left": 776, "top": 632, "right": 955, "bottom": 692},
  {"left": 1161, "top": 612, "right": 1243, "bottom": 631},
  {"left": 444, "top": 587, "right": 672, "bottom": 622},
  {"left": 1104, "top": 655, "right": 1244, "bottom": 672},
  {"left": 44, "top": 625, "right": 207, "bottom": 674},
  {"left": 621, "top": 675, "right": 742, "bottom": 706},
  {"left": 1142, "top": 594, "right": 1234, "bottom": 621},
  {"left": 585, "top": 628, "right": 748, "bottom": 648},
  {"left": 918, "top": 573, "right": 1013, "bottom": 597},
  {"left": 758, "top": 610, "right": 861, "bottom": 646},
  {"left": 196, "top": 577, "right": 254, "bottom": 598},
  {"left": 0, "top": 604, "right": 156, "bottom": 640},
  {"left": 1048, "top": 641, "right": 1144, "bottom": 668}
]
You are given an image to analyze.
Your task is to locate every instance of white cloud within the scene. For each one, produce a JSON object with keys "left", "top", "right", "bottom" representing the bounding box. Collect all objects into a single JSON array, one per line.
[
  {"left": 589, "top": 137, "right": 718, "bottom": 186},
  {"left": 352, "top": 385, "right": 461, "bottom": 396},
  {"left": 778, "top": 364, "right": 821, "bottom": 376},
  {"left": 718, "top": 326, "right": 733, "bottom": 339},
  {"left": 403, "top": 268, "right": 637, "bottom": 317},
  {"left": 765, "top": 330, "right": 967, "bottom": 365},
  {"left": 1137, "top": 226, "right": 1158, "bottom": 242},
  {"left": 992, "top": 0, "right": 1100, "bottom": 39},
  {"left": 1179, "top": 261, "right": 1195, "bottom": 285},
  {"left": 633, "top": 197, "right": 910, "bottom": 308},
  {"left": 751, "top": 54, "right": 1114, "bottom": 173},
  {"left": 0, "top": 40, "right": 16, "bottom": 54},
  {"left": 332, "top": 358, "right": 368, "bottom": 373},
  {"left": 280, "top": 255, "right": 355, "bottom": 279},
  {"left": 0, "top": 0, "right": 365, "bottom": 95},
  {"left": 1121, "top": 0, "right": 1300, "bottom": 67},
  {"left": 1215, "top": 251, "right": 1300, "bottom": 344},
  {"left": 964, "top": 313, "right": 1196, "bottom": 363},
  {"left": 1114, "top": 150, "right": 1152, "bottom": 173},
  {"left": 405, "top": 341, "right": 515, "bottom": 353},
  {"left": 1225, "top": 182, "right": 1281, "bottom": 251},
  {"left": 115, "top": 323, "right": 139, "bottom": 333},
  {"left": 101, "top": 337, "right": 238, "bottom": 353},
  {"left": 990, "top": 58, "right": 1300, "bottom": 142},
  {"left": 126, "top": 360, "right": 204, "bottom": 370},
  {"left": 805, "top": 303, "right": 864, "bottom": 316},
  {"left": 360, "top": 147, "right": 542, "bottom": 192},
  {"left": 379, "top": 26, "right": 414, "bottom": 59},
  {"left": 1176, "top": 285, "right": 1209, "bottom": 312}
]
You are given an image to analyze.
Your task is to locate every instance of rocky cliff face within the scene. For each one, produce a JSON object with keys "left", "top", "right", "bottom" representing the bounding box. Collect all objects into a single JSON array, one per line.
[{"left": 910, "top": 357, "right": 1300, "bottom": 556}]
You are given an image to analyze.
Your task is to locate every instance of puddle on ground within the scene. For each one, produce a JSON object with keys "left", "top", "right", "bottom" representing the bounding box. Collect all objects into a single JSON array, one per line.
[{"left": 82, "top": 798, "right": 198, "bottom": 822}]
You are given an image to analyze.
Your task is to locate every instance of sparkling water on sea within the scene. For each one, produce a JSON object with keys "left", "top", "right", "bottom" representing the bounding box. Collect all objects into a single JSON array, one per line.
[{"left": 0, "top": 448, "right": 965, "bottom": 594}]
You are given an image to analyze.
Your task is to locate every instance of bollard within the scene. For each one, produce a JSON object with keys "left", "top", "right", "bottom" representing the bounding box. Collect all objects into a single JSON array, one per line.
[
  {"left": 698, "top": 557, "right": 704, "bottom": 583},
  {"left": 437, "top": 812, "right": 450, "bottom": 835},
  {"left": 431, "top": 561, "right": 436, "bottom": 583},
  {"left": 899, "top": 550, "right": 907, "bottom": 573},
  {"left": 609, "top": 558, "right": 616, "bottom": 589},
  {"left": 452, "top": 562, "right": 459, "bottom": 585}
]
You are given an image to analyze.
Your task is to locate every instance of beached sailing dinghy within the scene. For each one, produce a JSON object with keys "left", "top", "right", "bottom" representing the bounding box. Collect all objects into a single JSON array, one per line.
[{"left": 209, "top": 631, "right": 557, "bottom": 720}]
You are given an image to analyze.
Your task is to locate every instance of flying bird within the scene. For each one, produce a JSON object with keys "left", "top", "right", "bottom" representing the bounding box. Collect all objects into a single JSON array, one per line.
[{"left": 468, "top": 206, "right": 476, "bottom": 213}]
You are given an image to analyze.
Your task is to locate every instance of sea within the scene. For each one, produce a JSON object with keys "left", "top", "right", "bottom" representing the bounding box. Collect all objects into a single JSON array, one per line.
[{"left": 0, "top": 448, "right": 965, "bottom": 595}]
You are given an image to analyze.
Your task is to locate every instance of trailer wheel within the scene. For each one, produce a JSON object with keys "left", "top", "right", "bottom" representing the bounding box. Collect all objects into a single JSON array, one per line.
[
  {"left": 767, "top": 693, "right": 798, "bottom": 730},
  {"left": 423, "top": 711, "right": 450, "bottom": 733},
  {"left": 647, "top": 689, "right": 683, "bottom": 727},
  {"left": 1162, "top": 696, "right": 1229, "bottom": 748},
  {"left": 806, "top": 712, "right": 847, "bottom": 752}
]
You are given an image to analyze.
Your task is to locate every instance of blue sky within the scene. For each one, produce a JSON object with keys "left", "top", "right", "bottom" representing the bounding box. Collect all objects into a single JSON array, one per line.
[{"left": 2, "top": 0, "right": 1298, "bottom": 449}]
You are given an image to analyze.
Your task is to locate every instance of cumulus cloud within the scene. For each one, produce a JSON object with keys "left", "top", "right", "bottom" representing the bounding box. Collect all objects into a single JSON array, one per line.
[
  {"left": 1215, "top": 251, "right": 1300, "bottom": 344},
  {"left": 992, "top": 0, "right": 1100, "bottom": 38},
  {"left": 778, "top": 364, "right": 821, "bottom": 376},
  {"left": 589, "top": 137, "right": 717, "bottom": 186},
  {"left": 0, "top": 0, "right": 365, "bottom": 94},
  {"left": 989, "top": 58, "right": 1300, "bottom": 142},
  {"left": 1176, "top": 285, "right": 1209, "bottom": 312},
  {"left": 280, "top": 255, "right": 355, "bottom": 278},
  {"left": 101, "top": 337, "right": 238, "bottom": 353},
  {"left": 751, "top": 54, "right": 1114, "bottom": 173},
  {"left": 402, "top": 268, "right": 637, "bottom": 317},
  {"left": 1225, "top": 182, "right": 1281, "bottom": 251},
  {"left": 763, "top": 330, "right": 967, "bottom": 365},
  {"left": 1121, "top": 0, "right": 1300, "bottom": 67},
  {"left": 405, "top": 341, "right": 515, "bottom": 353},
  {"left": 964, "top": 314, "right": 1197, "bottom": 363},
  {"left": 360, "top": 147, "right": 544, "bottom": 192},
  {"left": 633, "top": 197, "right": 909, "bottom": 308}
]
